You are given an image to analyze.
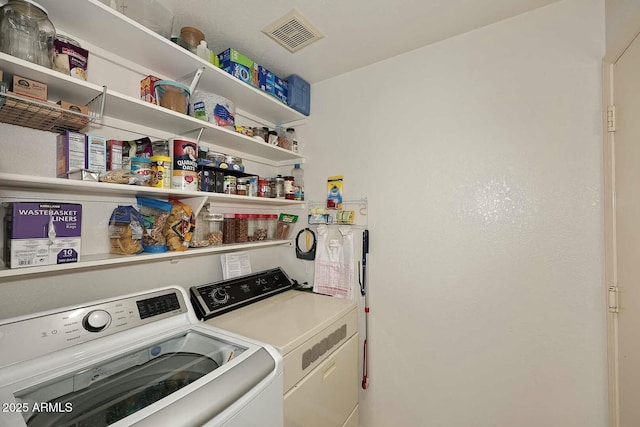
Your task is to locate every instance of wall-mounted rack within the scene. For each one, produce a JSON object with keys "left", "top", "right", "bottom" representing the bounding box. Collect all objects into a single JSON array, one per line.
[{"left": 307, "top": 198, "right": 368, "bottom": 227}]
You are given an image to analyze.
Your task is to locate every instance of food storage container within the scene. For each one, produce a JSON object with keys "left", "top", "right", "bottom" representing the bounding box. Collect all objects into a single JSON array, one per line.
[
  {"left": 154, "top": 80, "right": 191, "bottom": 114},
  {"left": 179, "top": 26, "right": 204, "bottom": 53},
  {"left": 0, "top": 0, "right": 55, "bottom": 68}
]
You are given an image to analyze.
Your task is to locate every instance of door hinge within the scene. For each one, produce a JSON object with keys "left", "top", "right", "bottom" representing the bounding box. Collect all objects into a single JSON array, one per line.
[
  {"left": 607, "top": 105, "right": 616, "bottom": 132},
  {"left": 608, "top": 285, "right": 619, "bottom": 313}
]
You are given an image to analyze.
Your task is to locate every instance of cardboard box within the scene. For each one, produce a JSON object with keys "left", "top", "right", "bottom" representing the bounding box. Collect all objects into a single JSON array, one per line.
[
  {"left": 218, "top": 48, "right": 258, "bottom": 87},
  {"left": 57, "top": 131, "right": 86, "bottom": 178},
  {"left": 3, "top": 202, "right": 82, "bottom": 269},
  {"left": 86, "top": 135, "right": 107, "bottom": 173},
  {"left": 12, "top": 75, "right": 47, "bottom": 101},
  {"left": 258, "top": 66, "right": 288, "bottom": 104},
  {"left": 140, "top": 75, "right": 161, "bottom": 104},
  {"left": 106, "top": 140, "right": 124, "bottom": 170},
  {"left": 56, "top": 100, "right": 89, "bottom": 116}
]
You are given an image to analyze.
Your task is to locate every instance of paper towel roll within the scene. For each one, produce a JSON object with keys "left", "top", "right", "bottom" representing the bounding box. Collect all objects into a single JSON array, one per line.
[{"left": 192, "top": 91, "right": 235, "bottom": 129}]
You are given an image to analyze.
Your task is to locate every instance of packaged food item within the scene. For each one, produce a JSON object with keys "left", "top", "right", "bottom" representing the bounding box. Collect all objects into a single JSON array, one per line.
[
  {"left": 53, "top": 37, "right": 89, "bottom": 80},
  {"left": 12, "top": 75, "right": 47, "bottom": 100},
  {"left": 106, "top": 140, "right": 123, "bottom": 170},
  {"left": 136, "top": 197, "right": 172, "bottom": 253},
  {"left": 162, "top": 200, "right": 194, "bottom": 251},
  {"left": 140, "top": 75, "right": 161, "bottom": 103},
  {"left": 130, "top": 157, "right": 152, "bottom": 185},
  {"left": 327, "top": 175, "right": 344, "bottom": 209},
  {"left": 170, "top": 138, "right": 198, "bottom": 191},
  {"left": 4, "top": 202, "right": 82, "bottom": 268},
  {"left": 56, "top": 131, "right": 86, "bottom": 178},
  {"left": 150, "top": 155, "right": 171, "bottom": 188},
  {"left": 134, "top": 137, "right": 153, "bottom": 158},
  {"left": 108, "top": 205, "right": 143, "bottom": 255},
  {"left": 276, "top": 213, "right": 299, "bottom": 240},
  {"left": 86, "top": 135, "right": 107, "bottom": 173},
  {"left": 100, "top": 169, "right": 137, "bottom": 184}
]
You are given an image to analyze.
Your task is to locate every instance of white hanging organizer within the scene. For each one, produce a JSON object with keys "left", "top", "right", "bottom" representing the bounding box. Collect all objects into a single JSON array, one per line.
[{"left": 304, "top": 198, "right": 370, "bottom": 389}]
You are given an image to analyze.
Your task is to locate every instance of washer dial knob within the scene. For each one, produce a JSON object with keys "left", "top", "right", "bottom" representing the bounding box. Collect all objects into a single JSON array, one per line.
[{"left": 83, "top": 310, "right": 112, "bottom": 332}]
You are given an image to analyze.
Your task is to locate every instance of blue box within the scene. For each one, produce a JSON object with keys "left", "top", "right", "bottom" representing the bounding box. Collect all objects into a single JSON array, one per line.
[
  {"left": 218, "top": 48, "right": 258, "bottom": 87},
  {"left": 285, "top": 74, "right": 310, "bottom": 116},
  {"left": 258, "top": 66, "right": 288, "bottom": 104}
]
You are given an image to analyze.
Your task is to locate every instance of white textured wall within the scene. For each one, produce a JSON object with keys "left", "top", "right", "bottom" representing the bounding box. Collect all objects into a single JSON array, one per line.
[{"left": 302, "top": 0, "right": 607, "bottom": 425}]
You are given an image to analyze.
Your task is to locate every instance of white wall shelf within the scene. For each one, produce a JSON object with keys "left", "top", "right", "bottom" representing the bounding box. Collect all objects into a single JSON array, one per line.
[
  {"left": 0, "top": 239, "right": 293, "bottom": 280},
  {"left": 0, "top": 53, "right": 305, "bottom": 166},
  {"left": 0, "top": 173, "right": 306, "bottom": 207},
  {"left": 37, "top": 0, "right": 306, "bottom": 126}
]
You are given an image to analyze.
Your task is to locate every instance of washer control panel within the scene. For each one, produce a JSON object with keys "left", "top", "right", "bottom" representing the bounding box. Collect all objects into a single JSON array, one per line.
[
  {"left": 190, "top": 267, "right": 294, "bottom": 320},
  {"left": 0, "top": 288, "right": 187, "bottom": 368}
]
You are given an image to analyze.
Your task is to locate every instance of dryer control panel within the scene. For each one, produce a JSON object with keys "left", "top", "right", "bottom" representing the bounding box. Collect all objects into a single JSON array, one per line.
[{"left": 190, "top": 267, "right": 294, "bottom": 320}]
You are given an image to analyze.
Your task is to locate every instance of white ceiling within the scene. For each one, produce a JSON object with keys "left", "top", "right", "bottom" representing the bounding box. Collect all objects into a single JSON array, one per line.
[{"left": 153, "top": 0, "right": 559, "bottom": 84}]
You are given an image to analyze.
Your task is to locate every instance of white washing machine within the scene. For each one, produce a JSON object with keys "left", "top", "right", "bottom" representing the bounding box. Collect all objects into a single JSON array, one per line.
[
  {"left": 190, "top": 268, "right": 359, "bottom": 427},
  {"left": 0, "top": 287, "right": 283, "bottom": 427}
]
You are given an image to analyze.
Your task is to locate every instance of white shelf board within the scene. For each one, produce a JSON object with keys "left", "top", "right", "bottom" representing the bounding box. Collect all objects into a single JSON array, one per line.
[
  {"left": 0, "top": 52, "right": 104, "bottom": 105},
  {"left": 0, "top": 173, "right": 306, "bottom": 206},
  {"left": 103, "top": 91, "right": 305, "bottom": 164},
  {"left": 0, "top": 53, "right": 305, "bottom": 165},
  {"left": 0, "top": 240, "right": 292, "bottom": 279},
  {"left": 38, "top": 0, "right": 306, "bottom": 125}
]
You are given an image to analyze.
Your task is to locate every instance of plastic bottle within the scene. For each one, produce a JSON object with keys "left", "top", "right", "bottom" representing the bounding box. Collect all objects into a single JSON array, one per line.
[
  {"left": 291, "top": 164, "right": 304, "bottom": 201},
  {"left": 196, "top": 40, "right": 210, "bottom": 61}
]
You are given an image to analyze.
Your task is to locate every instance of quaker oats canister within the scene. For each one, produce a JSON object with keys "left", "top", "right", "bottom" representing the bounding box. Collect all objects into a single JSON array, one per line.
[{"left": 170, "top": 138, "right": 198, "bottom": 191}]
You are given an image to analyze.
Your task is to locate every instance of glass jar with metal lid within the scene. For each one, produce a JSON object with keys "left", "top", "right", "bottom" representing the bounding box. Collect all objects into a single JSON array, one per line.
[{"left": 0, "top": 0, "right": 56, "bottom": 68}]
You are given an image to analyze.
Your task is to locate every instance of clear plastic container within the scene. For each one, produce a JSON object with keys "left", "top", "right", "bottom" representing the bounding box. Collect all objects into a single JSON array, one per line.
[
  {"left": 235, "top": 214, "right": 249, "bottom": 243},
  {"left": 222, "top": 213, "right": 236, "bottom": 244},
  {"left": 291, "top": 164, "right": 304, "bottom": 201},
  {"left": 266, "top": 214, "right": 278, "bottom": 240},
  {"left": 247, "top": 214, "right": 258, "bottom": 242},
  {"left": 286, "top": 128, "right": 297, "bottom": 152},
  {"left": 191, "top": 204, "right": 213, "bottom": 248},
  {"left": 256, "top": 214, "right": 268, "bottom": 241},
  {"left": 207, "top": 212, "right": 224, "bottom": 246}
]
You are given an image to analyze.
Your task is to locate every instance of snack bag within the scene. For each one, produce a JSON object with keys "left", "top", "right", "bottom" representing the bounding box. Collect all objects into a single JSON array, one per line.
[
  {"left": 108, "top": 205, "right": 143, "bottom": 255},
  {"left": 162, "top": 200, "right": 194, "bottom": 251},
  {"left": 137, "top": 197, "right": 172, "bottom": 253}
]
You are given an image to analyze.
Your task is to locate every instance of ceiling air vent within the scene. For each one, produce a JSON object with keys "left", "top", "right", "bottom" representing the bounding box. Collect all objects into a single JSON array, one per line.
[{"left": 262, "top": 10, "right": 324, "bottom": 53}]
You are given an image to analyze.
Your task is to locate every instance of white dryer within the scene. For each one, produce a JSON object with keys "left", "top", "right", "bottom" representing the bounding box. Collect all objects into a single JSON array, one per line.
[
  {"left": 0, "top": 287, "right": 283, "bottom": 427},
  {"left": 190, "top": 268, "right": 358, "bottom": 427}
]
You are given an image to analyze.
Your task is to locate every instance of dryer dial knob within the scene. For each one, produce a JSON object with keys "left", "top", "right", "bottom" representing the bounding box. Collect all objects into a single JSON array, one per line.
[
  {"left": 211, "top": 288, "right": 229, "bottom": 304},
  {"left": 83, "top": 310, "right": 112, "bottom": 332}
]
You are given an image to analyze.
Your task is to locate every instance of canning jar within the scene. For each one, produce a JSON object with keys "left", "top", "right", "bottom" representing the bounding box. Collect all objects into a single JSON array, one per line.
[
  {"left": 284, "top": 176, "right": 295, "bottom": 200},
  {"left": 223, "top": 175, "right": 237, "bottom": 194},
  {"left": 236, "top": 178, "right": 248, "bottom": 196},
  {"left": 0, "top": 0, "right": 56, "bottom": 68},
  {"left": 258, "top": 179, "right": 270, "bottom": 198},
  {"left": 274, "top": 176, "right": 285, "bottom": 198}
]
